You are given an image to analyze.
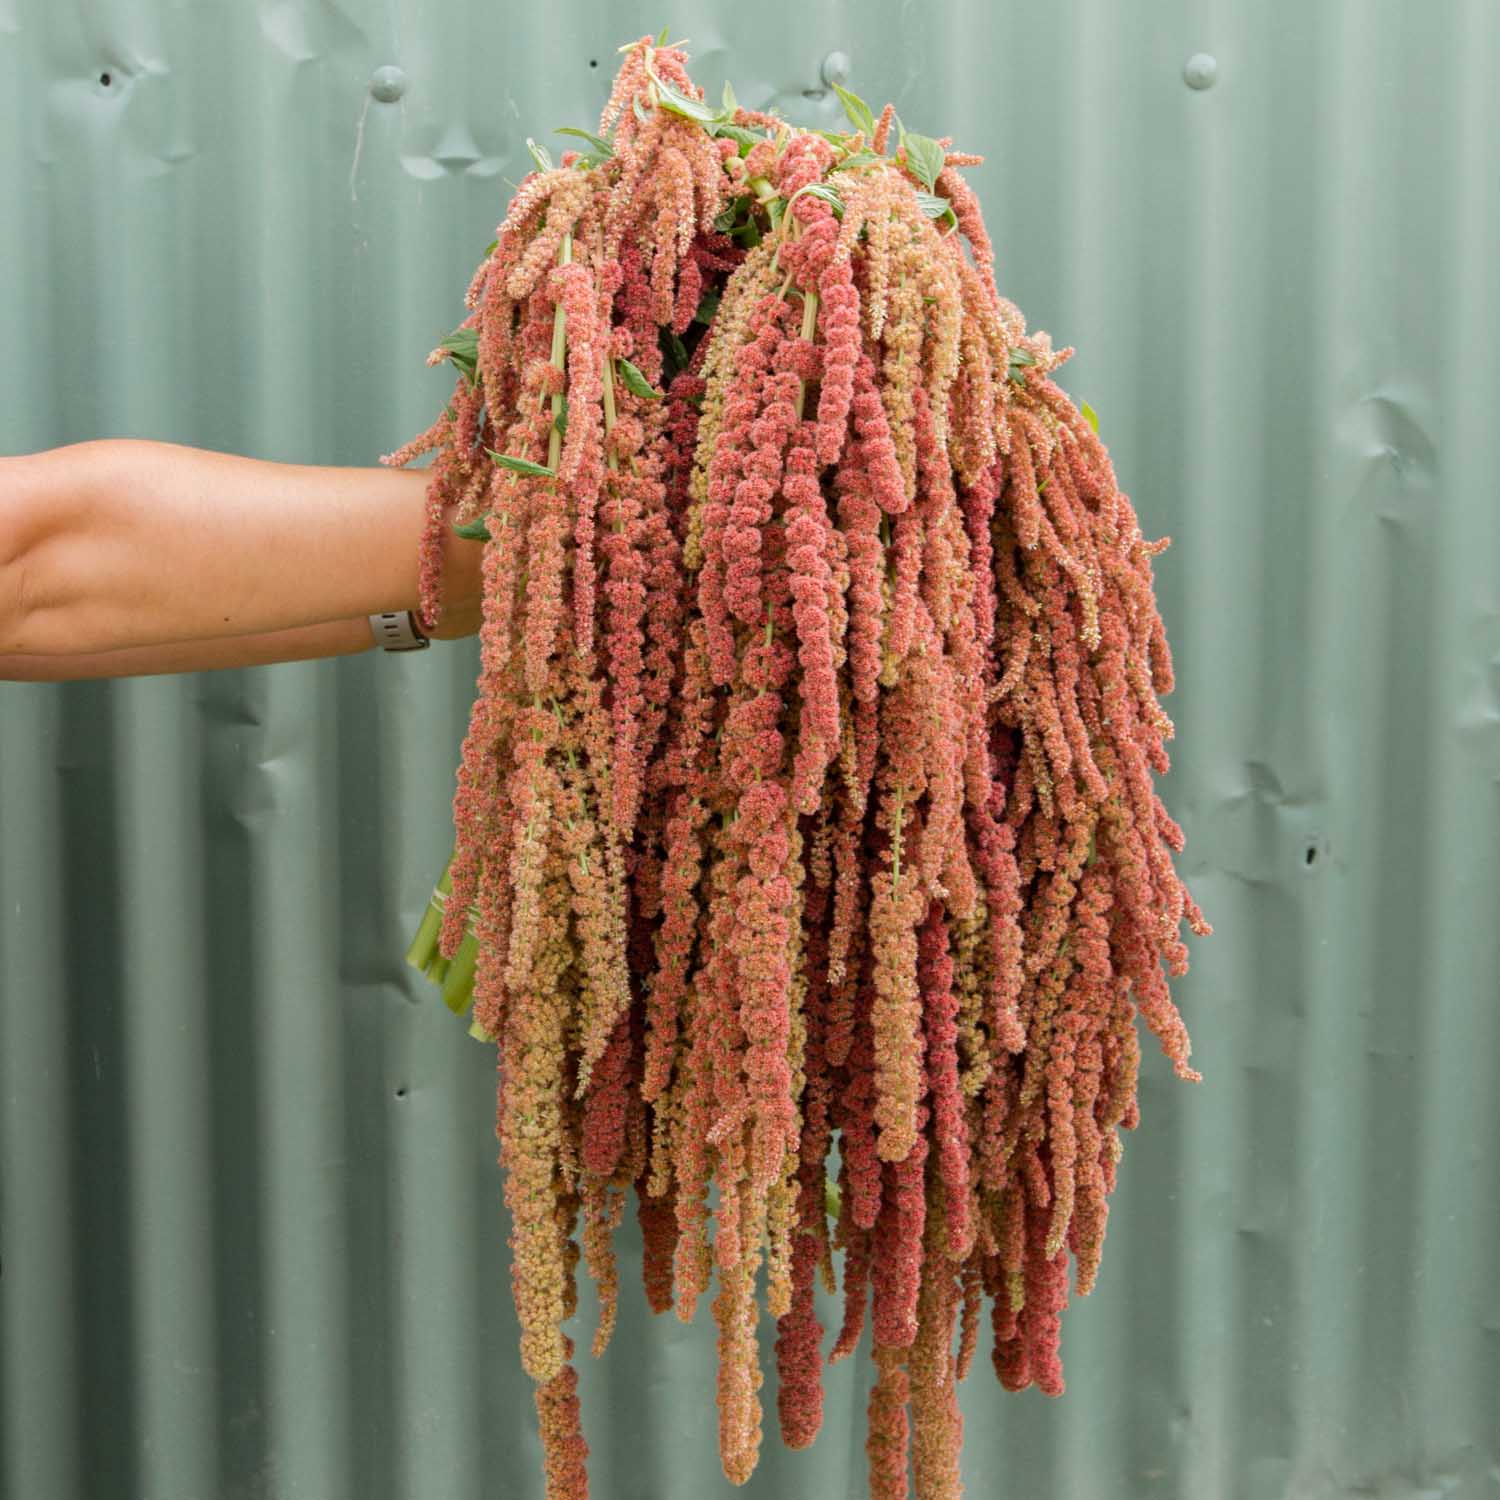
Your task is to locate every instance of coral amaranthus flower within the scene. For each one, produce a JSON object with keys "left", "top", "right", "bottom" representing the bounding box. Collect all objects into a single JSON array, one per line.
[{"left": 391, "top": 34, "right": 1210, "bottom": 1500}]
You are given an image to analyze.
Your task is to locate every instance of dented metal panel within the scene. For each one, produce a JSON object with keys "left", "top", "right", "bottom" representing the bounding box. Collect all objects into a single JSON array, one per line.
[{"left": 3, "top": 1, "right": 1498, "bottom": 1497}]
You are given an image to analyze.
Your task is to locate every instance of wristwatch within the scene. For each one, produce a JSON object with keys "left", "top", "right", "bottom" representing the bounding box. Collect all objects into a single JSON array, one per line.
[{"left": 369, "top": 609, "right": 431, "bottom": 652}]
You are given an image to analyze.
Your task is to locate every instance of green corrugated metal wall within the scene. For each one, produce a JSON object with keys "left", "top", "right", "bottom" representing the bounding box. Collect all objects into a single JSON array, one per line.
[{"left": 3, "top": 2, "right": 1498, "bottom": 1496}]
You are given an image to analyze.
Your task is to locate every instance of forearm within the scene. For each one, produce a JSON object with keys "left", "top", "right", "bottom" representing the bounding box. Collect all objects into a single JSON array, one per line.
[
  {"left": 2, "top": 439, "right": 483, "bottom": 656},
  {"left": 0, "top": 615, "right": 378, "bottom": 681}
]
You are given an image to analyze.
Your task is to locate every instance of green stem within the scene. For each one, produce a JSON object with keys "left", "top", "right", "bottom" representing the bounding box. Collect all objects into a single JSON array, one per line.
[
  {"left": 439, "top": 928, "right": 480, "bottom": 1015},
  {"left": 770, "top": 196, "right": 804, "bottom": 280},
  {"left": 547, "top": 233, "right": 572, "bottom": 473},
  {"left": 403, "top": 853, "right": 454, "bottom": 975},
  {"left": 770, "top": 182, "right": 824, "bottom": 278},
  {"left": 891, "top": 788, "right": 905, "bottom": 888},
  {"left": 794, "top": 285, "right": 820, "bottom": 422},
  {"left": 602, "top": 354, "right": 621, "bottom": 478}
]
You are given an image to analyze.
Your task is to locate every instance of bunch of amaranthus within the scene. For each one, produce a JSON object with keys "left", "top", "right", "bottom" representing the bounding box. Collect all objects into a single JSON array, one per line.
[{"left": 392, "top": 35, "right": 1210, "bottom": 1499}]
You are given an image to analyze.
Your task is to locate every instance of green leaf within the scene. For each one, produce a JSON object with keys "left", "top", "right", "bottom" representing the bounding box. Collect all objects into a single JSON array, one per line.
[
  {"left": 553, "top": 395, "right": 568, "bottom": 440},
  {"left": 916, "top": 191, "right": 957, "bottom": 226},
  {"left": 656, "top": 24, "right": 669, "bottom": 43},
  {"left": 713, "top": 122, "right": 764, "bottom": 150},
  {"left": 662, "top": 329, "right": 690, "bottom": 380},
  {"left": 526, "top": 137, "right": 553, "bottom": 172},
  {"left": 554, "top": 126, "right": 615, "bottom": 159},
  {"left": 899, "top": 130, "right": 945, "bottom": 191},
  {"left": 453, "top": 515, "right": 492, "bottom": 541},
  {"left": 1081, "top": 400, "right": 1100, "bottom": 435},
  {"left": 483, "top": 237, "right": 498, "bottom": 257},
  {"left": 802, "top": 181, "right": 845, "bottom": 218},
  {"left": 485, "top": 449, "right": 556, "bottom": 477},
  {"left": 653, "top": 74, "right": 724, "bottom": 125},
  {"left": 439, "top": 326, "right": 478, "bottom": 360},
  {"left": 832, "top": 82, "right": 876, "bottom": 140},
  {"left": 831, "top": 150, "right": 883, "bottom": 172},
  {"left": 693, "top": 288, "right": 721, "bottom": 325},
  {"left": 438, "top": 326, "right": 479, "bottom": 385},
  {"left": 721, "top": 80, "right": 739, "bottom": 118},
  {"left": 1007, "top": 347, "right": 1037, "bottom": 384},
  {"left": 615, "top": 356, "right": 663, "bottom": 400}
]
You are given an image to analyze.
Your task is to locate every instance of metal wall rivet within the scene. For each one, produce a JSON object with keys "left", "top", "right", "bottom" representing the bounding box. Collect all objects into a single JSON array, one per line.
[
  {"left": 821, "top": 51, "right": 851, "bottom": 89},
  {"left": 370, "top": 64, "right": 408, "bottom": 103},
  {"left": 1183, "top": 53, "right": 1218, "bottom": 90}
]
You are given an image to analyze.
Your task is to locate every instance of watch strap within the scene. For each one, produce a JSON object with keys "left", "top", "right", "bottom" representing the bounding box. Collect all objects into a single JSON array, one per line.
[{"left": 369, "top": 609, "right": 431, "bottom": 652}]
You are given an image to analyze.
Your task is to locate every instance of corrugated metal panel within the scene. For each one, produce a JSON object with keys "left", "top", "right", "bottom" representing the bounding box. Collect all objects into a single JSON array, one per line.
[{"left": 3, "top": 2, "right": 1498, "bottom": 1496}]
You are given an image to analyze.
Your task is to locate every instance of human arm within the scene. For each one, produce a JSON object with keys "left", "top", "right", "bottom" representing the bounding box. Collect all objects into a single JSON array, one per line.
[
  {"left": 0, "top": 438, "right": 484, "bottom": 660},
  {"left": 0, "top": 616, "right": 383, "bottom": 681}
]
